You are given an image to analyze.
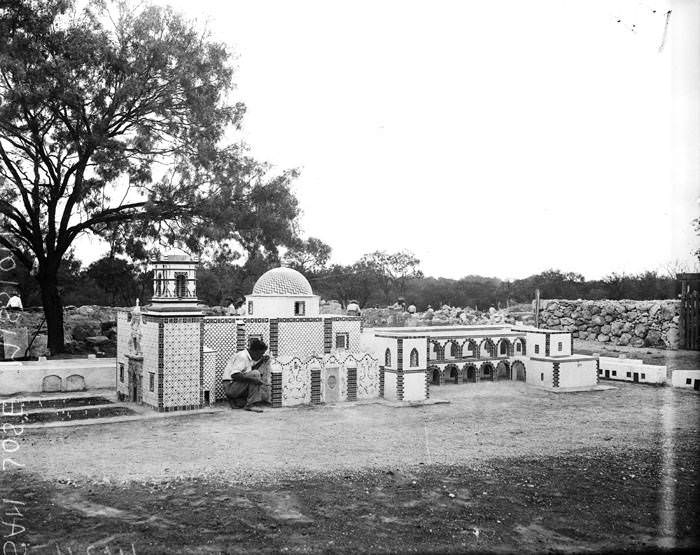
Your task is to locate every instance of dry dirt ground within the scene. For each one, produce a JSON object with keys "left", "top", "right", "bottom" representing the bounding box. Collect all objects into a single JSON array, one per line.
[{"left": 2, "top": 380, "right": 699, "bottom": 554}]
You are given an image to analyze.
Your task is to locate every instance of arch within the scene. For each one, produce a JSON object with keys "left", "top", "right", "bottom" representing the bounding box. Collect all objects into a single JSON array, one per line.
[
  {"left": 495, "top": 360, "right": 511, "bottom": 381},
  {"left": 447, "top": 340, "right": 460, "bottom": 359},
  {"left": 461, "top": 339, "right": 478, "bottom": 358},
  {"left": 512, "top": 360, "right": 526, "bottom": 381},
  {"left": 42, "top": 375, "right": 62, "bottom": 392},
  {"left": 409, "top": 348, "right": 419, "bottom": 367},
  {"left": 429, "top": 341, "right": 443, "bottom": 361},
  {"left": 463, "top": 364, "right": 478, "bottom": 383},
  {"left": 444, "top": 363, "right": 460, "bottom": 384},
  {"left": 479, "top": 361, "right": 495, "bottom": 380},
  {"left": 65, "top": 374, "right": 86, "bottom": 392},
  {"left": 479, "top": 339, "right": 495, "bottom": 359},
  {"left": 430, "top": 366, "right": 442, "bottom": 386},
  {"left": 497, "top": 338, "right": 511, "bottom": 357},
  {"left": 385, "top": 348, "right": 392, "bottom": 367},
  {"left": 513, "top": 338, "right": 525, "bottom": 355}
]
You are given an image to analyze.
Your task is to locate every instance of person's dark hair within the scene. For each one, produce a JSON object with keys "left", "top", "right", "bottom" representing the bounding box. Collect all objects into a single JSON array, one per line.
[{"left": 248, "top": 338, "right": 268, "bottom": 352}]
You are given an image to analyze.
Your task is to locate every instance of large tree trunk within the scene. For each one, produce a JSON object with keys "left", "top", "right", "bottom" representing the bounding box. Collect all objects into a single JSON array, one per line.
[{"left": 39, "top": 273, "right": 65, "bottom": 355}]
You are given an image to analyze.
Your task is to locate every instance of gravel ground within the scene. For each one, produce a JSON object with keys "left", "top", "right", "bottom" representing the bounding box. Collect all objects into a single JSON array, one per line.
[
  {"left": 12, "top": 380, "right": 699, "bottom": 484},
  {"left": 3, "top": 380, "right": 699, "bottom": 553}
]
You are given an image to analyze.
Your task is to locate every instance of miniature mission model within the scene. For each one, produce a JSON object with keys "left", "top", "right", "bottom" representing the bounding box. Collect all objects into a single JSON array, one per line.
[{"left": 116, "top": 256, "right": 599, "bottom": 411}]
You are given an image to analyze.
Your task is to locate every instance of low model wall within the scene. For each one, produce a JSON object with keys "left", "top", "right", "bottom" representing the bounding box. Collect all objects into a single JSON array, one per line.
[
  {"left": 0, "top": 357, "right": 116, "bottom": 395},
  {"left": 537, "top": 300, "right": 680, "bottom": 349}
]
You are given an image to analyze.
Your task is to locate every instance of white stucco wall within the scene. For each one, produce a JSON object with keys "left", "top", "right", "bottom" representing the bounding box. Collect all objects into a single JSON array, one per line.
[
  {"left": 245, "top": 295, "right": 320, "bottom": 318},
  {"left": 525, "top": 331, "right": 547, "bottom": 357},
  {"left": 526, "top": 359, "right": 553, "bottom": 388},
  {"left": 598, "top": 359, "right": 667, "bottom": 385},
  {"left": 671, "top": 370, "right": 700, "bottom": 389},
  {"left": 550, "top": 334, "right": 572, "bottom": 356},
  {"left": 403, "top": 372, "right": 426, "bottom": 401},
  {"left": 0, "top": 358, "right": 115, "bottom": 395},
  {"left": 401, "top": 337, "right": 426, "bottom": 370},
  {"left": 558, "top": 360, "right": 598, "bottom": 388},
  {"left": 384, "top": 371, "right": 398, "bottom": 400}
]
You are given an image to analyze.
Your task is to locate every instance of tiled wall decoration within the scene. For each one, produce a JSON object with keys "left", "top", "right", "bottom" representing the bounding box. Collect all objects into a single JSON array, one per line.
[
  {"left": 203, "top": 319, "right": 237, "bottom": 401},
  {"left": 203, "top": 348, "right": 217, "bottom": 403},
  {"left": 162, "top": 321, "right": 201, "bottom": 407},
  {"left": 278, "top": 320, "right": 324, "bottom": 359},
  {"left": 330, "top": 319, "right": 361, "bottom": 353}
]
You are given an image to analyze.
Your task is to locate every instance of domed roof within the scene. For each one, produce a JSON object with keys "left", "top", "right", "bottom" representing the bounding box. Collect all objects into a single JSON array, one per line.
[{"left": 252, "top": 267, "right": 313, "bottom": 296}]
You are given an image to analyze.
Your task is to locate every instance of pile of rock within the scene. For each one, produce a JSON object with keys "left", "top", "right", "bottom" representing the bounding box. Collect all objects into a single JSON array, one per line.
[
  {"left": 359, "top": 304, "right": 534, "bottom": 328},
  {"left": 536, "top": 299, "right": 680, "bottom": 349}
]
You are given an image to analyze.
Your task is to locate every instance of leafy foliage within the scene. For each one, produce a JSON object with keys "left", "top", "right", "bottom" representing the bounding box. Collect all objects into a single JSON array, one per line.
[{"left": 0, "top": 0, "right": 301, "bottom": 350}]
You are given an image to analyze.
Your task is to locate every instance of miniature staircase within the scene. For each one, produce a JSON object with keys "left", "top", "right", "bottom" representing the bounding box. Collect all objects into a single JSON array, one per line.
[{"left": 1, "top": 391, "right": 137, "bottom": 425}]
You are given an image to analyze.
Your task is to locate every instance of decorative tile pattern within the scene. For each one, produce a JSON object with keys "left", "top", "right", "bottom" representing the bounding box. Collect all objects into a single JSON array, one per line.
[
  {"left": 346, "top": 367, "right": 357, "bottom": 401},
  {"left": 278, "top": 321, "right": 324, "bottom": 359},
  {"left": 269, "top": 320, "right": 279, "bottom": 356},
  {"left": 330, "top": 319, "right": 361, "bottom": 353},
  {"left": 202, "top": 349, "right": 216, "bottom": 404},
  {"left": 203, "top": 320, "right": 238, "bottom": 401},
  {"left": 162, "top": 321, "right": 201, "bottom": 408},
  {"left": 545, "top": 334, "right": 551, "bottom": 357},
  {"left": 379, "top": 366, "right": 385, "bottom": 397},
  {"left": 252, "top": 267, "right": 313, "bottom": 295},
  {"left": 553, "top": 362, "right": 560, "bottom": 387},
  {"left": 310, "top": 367, "right": 321, "bottom": 404},
  {"left": 323, "top": 319, "right": 333, "bottom": 354}
]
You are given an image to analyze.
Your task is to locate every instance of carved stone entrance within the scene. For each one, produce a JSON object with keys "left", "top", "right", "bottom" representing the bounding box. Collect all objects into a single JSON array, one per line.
[{"left": 127, "top": 356, "right": 143, "bottom": 403}]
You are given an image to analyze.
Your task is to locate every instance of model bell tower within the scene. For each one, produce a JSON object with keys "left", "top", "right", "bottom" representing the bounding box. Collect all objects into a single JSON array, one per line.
[{"left": 148, "top": 254, "right": 201, "bottom": 313}]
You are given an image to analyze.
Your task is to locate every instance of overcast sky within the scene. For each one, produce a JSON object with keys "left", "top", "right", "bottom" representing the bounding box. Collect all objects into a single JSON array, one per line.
[{"left": 79, "top": 0, "right": 699, "bottom": 280}]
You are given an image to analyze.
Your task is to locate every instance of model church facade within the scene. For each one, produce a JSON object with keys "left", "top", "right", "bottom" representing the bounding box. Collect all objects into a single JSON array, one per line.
[{"left": 116, "top": 257, "right": 599, "bottom": 411}]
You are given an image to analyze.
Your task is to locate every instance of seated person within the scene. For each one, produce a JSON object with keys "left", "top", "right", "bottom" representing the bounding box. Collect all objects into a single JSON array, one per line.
[{"left": 223, "top": 338, "right": 270, "bottom": 412}]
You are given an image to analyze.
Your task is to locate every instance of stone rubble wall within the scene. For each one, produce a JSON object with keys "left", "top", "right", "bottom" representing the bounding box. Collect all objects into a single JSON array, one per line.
[{"left": 536, "top": 299, "right": 681, "bottom": 349}]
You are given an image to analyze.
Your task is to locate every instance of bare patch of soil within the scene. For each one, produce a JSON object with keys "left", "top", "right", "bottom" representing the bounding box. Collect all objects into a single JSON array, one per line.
[{"left": 3, "top": 445, "right": 698, "bottom": 553}]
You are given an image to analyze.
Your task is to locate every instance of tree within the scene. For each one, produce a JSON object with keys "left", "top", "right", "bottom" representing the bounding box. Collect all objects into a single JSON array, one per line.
[
  {"left": 360, "top": 250, "right": 423, "bottom": 302},
  {"left": 85, "top": 256, "right": 142, "bottom": 306},
  {"left": 283, "top": 237, "right": 331, "bottom": 274},
  {"left": 0, "top": 1, "right": 300, "bottom": 352}
]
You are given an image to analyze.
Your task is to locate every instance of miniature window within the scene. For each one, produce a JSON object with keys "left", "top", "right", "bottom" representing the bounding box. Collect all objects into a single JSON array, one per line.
[
  {"left": 149, "top": 373, "right": 155, "bottom": 392},
  {"left": 175, "top": 272, "right": 187, "bottom": 297},
  {"left": 612, "top": 370, "right": 617, "bottom": 376},
  {"left": 626, "top": 372, "right": 631, "bottom": 378},
  {"left": 385, "top": 348, "right": 392, "bottom": 367},
  {"left": 247, "top": 301, "right": 254, "bottom": 315},
  {"left": 483, "top": 365, "right": 491, "bottom": 375},
  {"left": 410, "top": 348, "right": 419, "bottom": 367},
  {"left": 450, "top": 342, "right": 459, "bottom": 358},
  {"left": 500, "top": 342, "right": 507, "bottom": 355},
  {"left": 540, "top": 373, "right": 544, "bottom": 381},
  {"left": 294, "top": 301, "right": 306, "bottom": 316},
  {"left": 641, "top": 373, "right": 646, "bottom": 380},
  {"left": 335, "top": 333, "right": 349, "bottom": 350},
  {"left": 119, "top": 363, "right": 124, "bottom": 382},
  {"left": 534, "top": 345, "right": 540, "bottom": 354},
  {"left": 516, "top": 342, "right": 522, "bottom": 352},
  {"left": 686, "top": 378, "right": 692, "bottom": 385},
  {"left": 558, "top": 342, "right": 563, "bottom": 352}
]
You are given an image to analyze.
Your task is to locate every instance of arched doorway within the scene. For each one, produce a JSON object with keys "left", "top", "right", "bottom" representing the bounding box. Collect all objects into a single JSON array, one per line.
[
  {"left": 464, "top": 365, "right": 477, "bottom": 383},
  {"left": 447, "top": 365, "right": 459, "bottom": 384},
  {"left": 496, "top": 361, "right": 510, "bottom": 381},
  {"left": 431, "top": 367, "right": 442, "bottom": 385},
  {"left": 512, "top": 361, "right": 526, "bottom": 381},
  {"left": 480, "top": 362, "right": 495, "bottom": 381}
]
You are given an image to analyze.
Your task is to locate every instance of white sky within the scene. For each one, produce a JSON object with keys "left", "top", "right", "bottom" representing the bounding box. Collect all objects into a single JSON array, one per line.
[{"left": 78, "top": 0, "right": 700, "bottom": 280}]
